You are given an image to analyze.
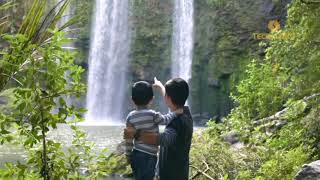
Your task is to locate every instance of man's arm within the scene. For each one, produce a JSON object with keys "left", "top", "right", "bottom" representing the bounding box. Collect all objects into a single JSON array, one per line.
[
  {"left": 124, "top": 123, "right": 134, "bottom": 157},
  {"left": 137, "top": 127, "right": 177, "bottom": 147}
]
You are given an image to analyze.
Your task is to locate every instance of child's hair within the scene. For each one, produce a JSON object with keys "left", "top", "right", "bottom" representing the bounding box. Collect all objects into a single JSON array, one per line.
[
  {"left": 132, "top": 81, "right": 153, "bottom": 106},
  {"left": 165, "top": 78, "right": 189, "bottom": 107}
]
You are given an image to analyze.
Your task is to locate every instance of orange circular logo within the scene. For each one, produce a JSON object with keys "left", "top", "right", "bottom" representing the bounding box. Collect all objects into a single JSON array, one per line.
[{"left": 268, "top": 20, "right": 281, "bottom": 32}]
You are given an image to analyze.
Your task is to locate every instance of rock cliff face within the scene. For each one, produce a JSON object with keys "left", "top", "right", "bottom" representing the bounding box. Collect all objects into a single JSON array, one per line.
[
  {"left": 128, "top": 0, "right": 291, "bottom": 124},
  {"left": 190, "top": 0, "right": 291, "bottom": 123},
  {"left": 68, "top": 0, "right": 292, "bottom": 122},
  {"left": 130, "top": 0, "right": 173, "bottom": 83}
]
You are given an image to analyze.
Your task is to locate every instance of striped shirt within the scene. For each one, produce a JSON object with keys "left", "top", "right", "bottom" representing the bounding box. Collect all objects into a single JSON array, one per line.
[{"left": 124, "top": 109, "right": 177, "bottom": 156}]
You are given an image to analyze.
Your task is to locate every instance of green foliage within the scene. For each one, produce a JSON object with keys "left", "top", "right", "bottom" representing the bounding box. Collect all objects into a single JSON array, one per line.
[
  {"left": 0, "top": 1, "right": 135, "bottom": 179},
  {"left": 0, "top": 0, "right": 78, "bottom": 92},
  {"left": 0, "top": 1, "right": 14, "bottom": 33},
  {"left": 191, "top": 0, "right": 320, "bottom": 179},
  {"left": 207, "top": 0, "right": 227, "bottom": 6},
  {"left": 303, "top": 103, "right": 320, "bottom": 158},
  {"left": 72, "top": 0, "right": 93, "bottom": 65},
  {"left": 0, "top": 29, "right": 131, "bottom": 179},
  {"left": 229, "top": 59, "right": 289, "bottom": 131},
  {"left": 0, "top": 28, "right": 85, "bottom": 178},
  {"left": 229, "top": 0, "right": 320, "bottom": 132},
  {"left": 191, "top": 0, "right": 280, "bottom": 117},
  {"left": 255, "top": 146, "right": 310, "bottom": 180},
  {"left": 190, "top": 124, "right": 235, "bottom": 179},
  {"left": 190, "top": 122, "right": 264, "bottom": 180},
  {"left": 0, "top": 1, "right": 126, "bottom": 179},
  {"left": 66, "top": 125, "right": 130, "bottom": 179}
]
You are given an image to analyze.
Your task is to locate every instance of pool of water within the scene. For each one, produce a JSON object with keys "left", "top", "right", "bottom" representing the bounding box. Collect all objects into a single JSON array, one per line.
[{"left": 0, "top": 124, "right": 125, "bottom": 167}]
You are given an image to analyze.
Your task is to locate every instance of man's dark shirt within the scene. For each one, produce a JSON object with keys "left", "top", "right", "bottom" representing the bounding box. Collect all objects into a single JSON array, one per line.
[{"left": 158, "top": 106, "right": 193, "bottom": 180}]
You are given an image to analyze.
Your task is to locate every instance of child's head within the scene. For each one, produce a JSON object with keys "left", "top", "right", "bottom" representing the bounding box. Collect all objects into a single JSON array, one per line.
[
  {"left": 131, "top": 81, "right": 154, "bottom": 107},
  {"left": 164, "top": 78, "right": 189, "bottom": 110}
]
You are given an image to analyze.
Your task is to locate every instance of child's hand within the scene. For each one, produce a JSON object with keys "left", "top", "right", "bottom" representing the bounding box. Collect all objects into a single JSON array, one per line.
[
  {"left": 153, "top": 77, "right": 164, "bottom": 88},
  {"left": 153, "top": 77, "right": 165, "bottom": 96}
]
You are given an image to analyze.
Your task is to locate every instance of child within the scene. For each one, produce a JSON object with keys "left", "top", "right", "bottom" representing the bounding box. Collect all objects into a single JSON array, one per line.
[{"left": 124, "top": 80, "right": 182, "bottom": 180}]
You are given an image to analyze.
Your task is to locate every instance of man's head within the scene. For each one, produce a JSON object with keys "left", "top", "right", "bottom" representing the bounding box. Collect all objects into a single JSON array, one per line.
[
  {"left": 131, "top": 81, "right": 154, "bottom": 106},
  {"left": 164, "top": 78, "right": 189, "bottom": 110}
]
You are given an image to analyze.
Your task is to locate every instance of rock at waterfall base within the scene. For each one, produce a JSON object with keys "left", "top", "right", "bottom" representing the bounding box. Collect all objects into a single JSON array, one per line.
[{"left": 294, "top": 160, "right": 320, "bottom": 180}]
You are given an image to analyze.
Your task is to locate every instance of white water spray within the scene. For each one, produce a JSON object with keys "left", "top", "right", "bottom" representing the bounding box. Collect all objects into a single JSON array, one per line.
[{"left": 86, "top": 0, "right": 130, "bottom": 125}]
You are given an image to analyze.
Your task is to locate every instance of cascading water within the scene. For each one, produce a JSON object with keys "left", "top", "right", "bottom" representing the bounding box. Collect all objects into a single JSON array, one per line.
[
  {"left": 86, "top": 0, "right": 130, "bottom": 125},
  {"left": 171, "top": 0, "right": 194, "bottom": 85}
]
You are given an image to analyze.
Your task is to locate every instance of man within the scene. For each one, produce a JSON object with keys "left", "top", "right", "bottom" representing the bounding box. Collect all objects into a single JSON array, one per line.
[{"left": 125, "top": 77, "right": 193, "bottom": 180}]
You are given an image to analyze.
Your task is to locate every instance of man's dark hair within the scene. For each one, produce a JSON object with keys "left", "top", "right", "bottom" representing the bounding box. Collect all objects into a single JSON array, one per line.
[
  {"left": 165, "top": 78, "right": 189, "bottom": 107},
  {"left": 132, "top": 81, "right": 153, "bottom": 106}
]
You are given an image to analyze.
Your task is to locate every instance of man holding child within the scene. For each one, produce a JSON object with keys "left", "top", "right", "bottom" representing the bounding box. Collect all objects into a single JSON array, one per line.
[{"left": 124, "top": 77, "right": 193, "bottom": 180}]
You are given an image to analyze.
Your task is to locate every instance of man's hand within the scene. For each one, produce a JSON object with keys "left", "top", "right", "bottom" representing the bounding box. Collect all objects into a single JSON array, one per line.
[
  {"left": 126, "top": 155, "right": 132, "bottom": 165},
  {"left": 137, "top": 132, "right": 159, "bottom": 145},
  {"left": 153, "top": 77, "right": 165, "bottom": 97},
  {"left": 123, "top": 123, "right": 136, "bottom": 139}
]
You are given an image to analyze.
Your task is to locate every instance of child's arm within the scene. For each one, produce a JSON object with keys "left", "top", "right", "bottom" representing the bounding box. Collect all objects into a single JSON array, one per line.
[
  {"left": 154, "top": 108, "right": 183, "bottom": 125},
  {"left": 153, "top": 77, "right": 165, "bottom": 97}
]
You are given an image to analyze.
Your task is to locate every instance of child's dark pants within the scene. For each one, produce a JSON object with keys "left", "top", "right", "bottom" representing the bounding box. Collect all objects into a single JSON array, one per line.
[{"left": 131, "top": 149, "right": 157, "bottom": 180}]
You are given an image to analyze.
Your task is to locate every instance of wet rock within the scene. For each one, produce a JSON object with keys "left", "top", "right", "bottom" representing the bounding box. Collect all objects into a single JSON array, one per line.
[
  {"left": 192, "top": 113, "right": 212, "bottom": 126},
  {"left": 260, "top": 0, "right": 275, "bottom": 15},
  {"left": 223, "top": 131, "right": 240, "bottom": 145},
  {"left": 208, "top": 78, "right": 220, "bottom": 88},
  {"left": 219, "top": 72, "right": 232, "bottom": 79},
  {"left": 0, "top": 96, "right": 8, "bottom": 104},
  {"left": 79, "top": 167, "right": 89, "bottom": 176},
  {"left": 294, "top": 160, "right": 320, "bottom": 180}
]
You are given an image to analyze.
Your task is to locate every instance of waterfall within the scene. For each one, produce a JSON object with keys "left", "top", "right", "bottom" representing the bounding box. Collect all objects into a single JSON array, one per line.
[
  {"left": 171, "top": 0, "right": 194, "bottom": 84},
  {"left": 85, "top": 0, "right": 130, "bottom": 125}
]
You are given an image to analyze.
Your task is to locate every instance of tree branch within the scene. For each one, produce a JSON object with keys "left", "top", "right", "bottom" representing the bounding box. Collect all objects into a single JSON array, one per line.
[
  {"left": 301, "top": 0, "right": 320, "bottom": 4},
  {"left": 253, "top": 93, "right": 320, "bottom": 126},
  {"left": 190, "top": 161, "right": 214, "bottom": 180},
  {"left": 0, "top": 73, "right": 23, "bottom": 86}
]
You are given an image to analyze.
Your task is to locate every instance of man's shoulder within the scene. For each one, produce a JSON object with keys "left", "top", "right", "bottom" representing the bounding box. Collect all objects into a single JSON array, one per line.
[
  {"left": 166, "top": 115, "right": 183, "bottom": 128},
  {"left": 166, "top": 113, "right": 193, "bottom": 131}
]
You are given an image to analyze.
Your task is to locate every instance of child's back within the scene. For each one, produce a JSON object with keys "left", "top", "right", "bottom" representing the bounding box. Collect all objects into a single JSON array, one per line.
[{"left": 125, "top": 109, "right": 175, "bottom": 156}]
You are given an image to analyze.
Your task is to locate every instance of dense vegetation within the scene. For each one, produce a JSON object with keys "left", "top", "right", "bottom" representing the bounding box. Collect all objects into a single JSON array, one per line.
[
  {"left": 0, "top": 0, "right": 129, "bottom": 179},
  {"left": 190, "top": 0, "right": 320, "bottom": 179},
  {"left": 0, "top": 0, "right": 319, "bottom": 179}
]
